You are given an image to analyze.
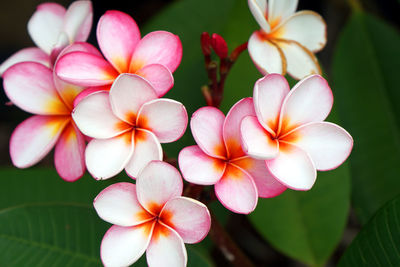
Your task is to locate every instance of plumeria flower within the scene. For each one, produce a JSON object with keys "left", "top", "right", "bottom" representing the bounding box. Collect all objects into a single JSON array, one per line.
[
  {"left": 0, "top": 1, "right": 92, "bottom": 75},
  {"left": 94, "top": 160, "right": 211, "bottom": 267},
  {"left": 240, "top": 74, "right": 353, "bottom": 190},
  {"left": 72, "top": 73, "right": 187, "bottom": 180},
  {"left": 179, "top": 98, "right": 286, "bottom": 214},
  {"left": 56, "top": 10, "right": 182, "bottom": 97},
  {"left": 1, "top": 43, "right": 99, "bottom": 181},
  {"left": 248, "top": 0, "right": 326, "bottom": 79}
]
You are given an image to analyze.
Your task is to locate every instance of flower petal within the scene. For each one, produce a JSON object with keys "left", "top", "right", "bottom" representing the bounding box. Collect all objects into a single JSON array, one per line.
[
  {"left": 248, "top": 32, "right": 286, "bottom": 75},
  {"left": 274, "top": 11, "right": 326, "bottom": 52},
  {"left": 190, "top": 107, "right": 227, "bottom": 159},
  {"left": 283, "top": 122, "right": 353, "bottom": 171},
  {"left": 248, "top": 0, "right": 270, "bottom": 32},
  {"left": 94, "top": 182, "right": 153, "bottom": 227},
  {"left": 109, "top": 74, "right": 157, "bottom": 123},
  {"left": 124, "top": 129, "right": 163, "bottom": 179},
  {"left": 130, "top": 31, "right": 182, "bottom": 73},
  {"left": 253, "top": 74, "right": 289, "bottom": 134},
  {"left": 160, "top": 196, "right": 211, "bottom": 244},
  {"left": 273, "top": 39, "right": 321, "bottom": 80},
  {"left": 72, "top": 91, "right": 130, "bottom": 139},
  {"left": 3, "top": 62, "right": 69, "bottom": 115},
  {"left": 101, "top": 223, "right": 154, "bottom": 267},
  {"left": 63, "top": 0, "right": 93, "bottom": 43},
  {"left": 97, "top": 10, "right": 140, "bottom": 73},
  {"left": 55, "top": 51, "right": 119, "bottom": 86},
  {"left": 178, "top": 145, "right": 226, "bottom": 185},
  {"left": 54, "top": 123, "right": 85, "bottom": 182},
  {"left": 223, "top": 98, "right": 256, "bottom": 159},
  {"left": 136, "top": 161, "right": 183, "bottom": 216},
  {"left": 85, "top": 131, "right": 134, "bottom": 180},
  {"left": 53, "top": 72, "right": 84, "bottom": 110},
  {"left": 232, "top": 157, "right": 286, "bottom": 198},
  {"left": 137, "top": 98, "right": 187, "bottom": 143},
  {"left": 147, "top": 223, "right": 187, "bottom": 267},
  {"left": 240, "top": 116, "right": 279, "bottom": 160},
  {"left": 136, "top": 64, "right": 174, "bottom": 97},
  {"left": 27, "top": 3, "right": 66, "bottom": 54},
  {"left": 10, "top": 115, "right": 69, "bottom": 168},
  {"left": 267, "top": 141, "right": 316, "bottom": 190},
  {"left": 278, "top": 74, "right": 333, "bottom": 134},
  {"left": 267, "top": 0, "right": 298, "bottom": 28},
  {"left": 57, "top": 42, "right": 103, "bottom": 59},
  {"left": 215, "top": 164, "right": 258, "bottom": 214},
  {"left": 0, "top": 47, "right": 50, "bottom": 76}
]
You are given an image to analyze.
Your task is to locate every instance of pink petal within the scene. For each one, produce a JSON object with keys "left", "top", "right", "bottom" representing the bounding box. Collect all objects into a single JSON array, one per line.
[
  {"left": 57, "top": 42, "right": 102, "bottom": 58},
  {"left": 232, "top": 157, "right": 286, "bottom": 198},
  {"left": 274, "top": 11, "right": 326, "bottom": 52},
  {"left": 54, "top": 123, "right": 85, "bottom": 182},
  {"left": 267, "top": 0, "right": 298, "bottom": 28},
  {"left": 248, "top": 0, "right": 270, "bottom": 32},
  {"left": 3, "top": 62, "right": 69, "bottom": 115},
  {"left": 124, "top": 129, "right": 163, "bottom": 179},
  {"left": 137, "top": 99, "right": 188, "bottom": 143},
  {"left": 282, "top": 122, "right": 353, "bottom": 171},
  {"left": 160, "top": 196, "right": 211, "bottom": 244},
  {"left": 253, "top": 74, "right": 290, "bottom": 135},
  {"left": 278, "top": 75, "right": 333, "bottom": 134},
  {"left": 53, "top": 72, "right": 84, "bottom": 110},
  {"left": 178, "top": 145, "right": 226, "bottom": 185},
  {"left": 147, "top": 223, "right": 187, "bottom": 267},
  {"left": 72, "top": 86, "right": 110, "bottom": 108},
  {"left": 273, "top": 40, "right": 321, "bottom": 80},
  {"left": 101, "top": 223, "right": 154, "bottom": 267},
  {"left": 248, "top": 32, "right": 286, "bottom": 75},
  {"left": 223, "top": 98, "right": 256, "bottom": 159},
  {"left": 97, "top": 10, "right": 140, "bottom": 73},
  {"left": 109, "top": 74, "right": 157, "bottom": 124},
  {"left": 63, "top": 0, "right": 93, "bottom": 43},
  {"left": 130, "top": 31, "right": 182, "bottom": 73},
  {"left": 72, "top": 91, "right": 130, "bottom": 139},
  {"left": 136, "top": 64, "right": 174, "bottom": 97},
  {"left": 27, "top": 3, "right": 66, "bottom": 54},
  {"left": 267, "top": 141, "right": 316, "bottom": 190},
  {"left": 136, "top": 161, "right": 183, "bottom": 216},
  {"left": 94, "top": 182, "right": 154, "bottom": 227},
  {"left": 190, "top": 107, "right": 227, "bottom": 159},
  {"left": 215, "top": 164, "right": 258, "bottom": 214},
  {"left": 0, "top": 47, "right": 50, "bottom": 76},
  {"left": 55, "top": 51, "right": 119, "bottom": 86},
  {"left": 240, "top": 116, "right": 279, "bottom": 160},
  {"left": 85, "top": 131, "right": 134, "bottom": 180},
  {"left": 10, "top": 115, "right": 69, "bottom": 168}
]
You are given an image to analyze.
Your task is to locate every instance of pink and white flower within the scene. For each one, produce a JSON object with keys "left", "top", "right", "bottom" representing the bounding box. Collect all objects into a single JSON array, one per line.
[
  {"left": 94, "top": 160, "right": 211, "bottom": 267},
  {"left": 56, "top": 10, "right": 182, "bottom": 97},
  {"left": 179, "top": 98, "right": 286, "bottom": 214},
  {"left": 0, "top": 1, "right": 92, "bottom": 75},
  {"left": 240, "top": 74, "right": 353, "bottom": 190},
  {"left": 247, "top": 0, "right": 326, "bottom": 79},
  {"left": 72, "top": 73, "right": 188, "bottom": 180}
]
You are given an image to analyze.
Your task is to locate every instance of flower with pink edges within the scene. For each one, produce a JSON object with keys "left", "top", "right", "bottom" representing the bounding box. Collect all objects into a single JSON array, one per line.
[
  {"left": 248, "top": 0, "right": 326, "bottom": 79},
  {"left": 179, "top": 98, "right": 287, "bottom": 214},
  {"left": 0, "top": 1, "right": 92, "bottom": 75},
  {"left": 55, "top": 10, "right": 182, "bottom": 97},
  {"left": 1, "top": 42, "right": 101, "bottom": 181},
  {"left": 72, "top": 73, "right": 188, "bottom": 180},
  {"left": 94, "top": 160, "right": 211, "bottom": 267},
  {"left": 240, "top": 74, "right": 353, "bottom": 190}
]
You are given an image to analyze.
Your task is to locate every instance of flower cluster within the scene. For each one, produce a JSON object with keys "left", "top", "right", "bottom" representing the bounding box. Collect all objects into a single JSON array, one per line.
[{"left": 1, "top": 0, "right": 353, "bottom": 266}]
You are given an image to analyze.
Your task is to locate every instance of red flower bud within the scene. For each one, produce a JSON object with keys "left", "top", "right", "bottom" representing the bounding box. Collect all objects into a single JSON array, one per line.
[
  {"left": 211, "top": 33, "right": 228, "bottom": 59},
  {"left": 201, "top": 32, "right": 212, "bottom": 56}
]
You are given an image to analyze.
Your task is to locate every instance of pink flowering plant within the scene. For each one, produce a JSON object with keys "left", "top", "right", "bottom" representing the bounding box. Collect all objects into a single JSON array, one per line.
[{"left": 2, "top": 0, "right": 398, "bottom": 266}]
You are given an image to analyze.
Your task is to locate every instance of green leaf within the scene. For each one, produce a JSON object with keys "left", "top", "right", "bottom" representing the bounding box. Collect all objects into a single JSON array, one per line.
[
  {"left": 332, "top": 12, "right": 400, "bottom": 224},
  {"left": 0, "top": 203, "right": 106, "bottom": 266},
  {"left": 249, "top": 161, "right": 351, "bottom": 266},
  {"left": 338, "top": 195, "right": 400, "bottom": 266}
]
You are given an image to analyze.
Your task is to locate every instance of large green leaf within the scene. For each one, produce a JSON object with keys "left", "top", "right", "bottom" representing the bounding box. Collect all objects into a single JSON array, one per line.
[
  {"left": 332, "top": 12, "right": 400, "bottom": 224},
  {"left": 338, "top": 195, "right": 400, "bottom": 266},
  {"left": 249, "top": 161, "right": 351, "bottom": 266}
]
